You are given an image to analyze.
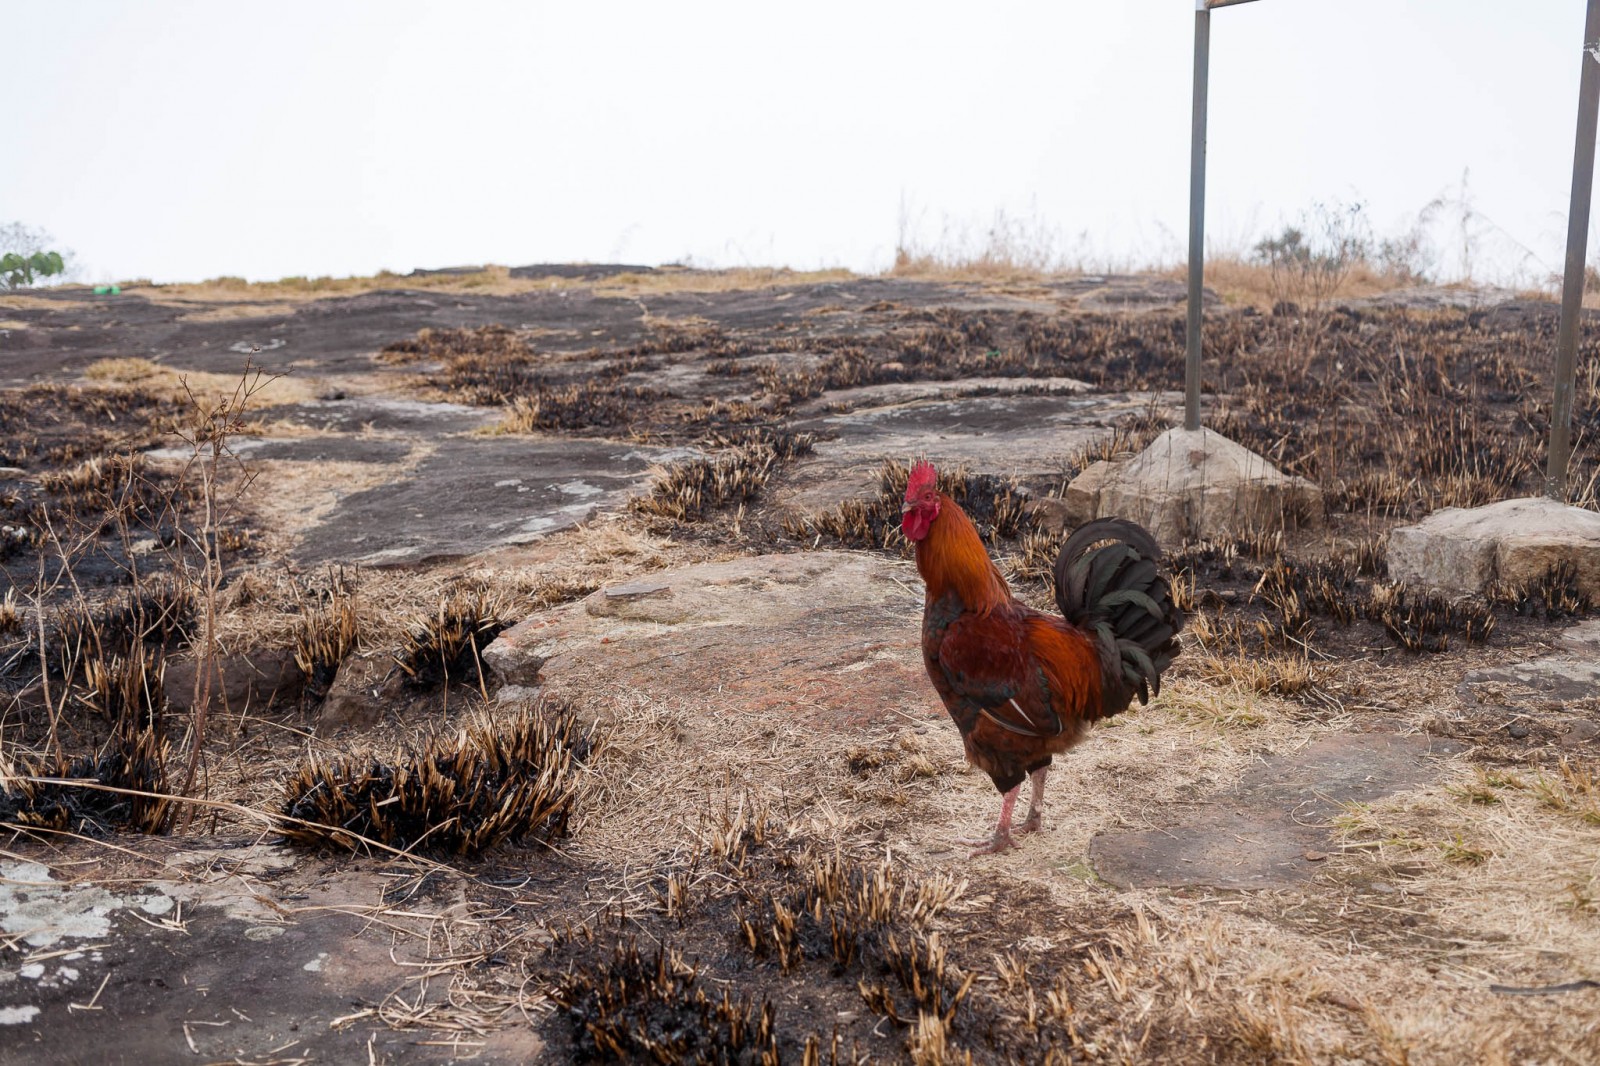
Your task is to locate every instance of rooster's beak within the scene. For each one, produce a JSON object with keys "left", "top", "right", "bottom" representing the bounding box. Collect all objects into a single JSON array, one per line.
[{"left": 901, "top": 501, "right": 914, "bottom": 515}]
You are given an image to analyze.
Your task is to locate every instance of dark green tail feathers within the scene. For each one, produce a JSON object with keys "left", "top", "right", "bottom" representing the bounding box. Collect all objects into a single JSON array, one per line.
[{"left": 1053, "top": 517, "right": 1183, "bottom": 715}]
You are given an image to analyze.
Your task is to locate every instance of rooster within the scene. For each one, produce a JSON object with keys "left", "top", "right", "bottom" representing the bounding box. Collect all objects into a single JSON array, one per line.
[{"left": 901, "top": 461, "right": 1183, "bottom": 855}]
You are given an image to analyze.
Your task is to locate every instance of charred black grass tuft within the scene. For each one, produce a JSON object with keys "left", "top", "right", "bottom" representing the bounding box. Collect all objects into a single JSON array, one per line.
[
  {"left": 394, "top": 585, "right": 509, "bottom": 690},
  {"left": 552, "top": 939, "right": 780, "bottom": 1064},
  {"left": 1366, "top": 583, "right": 1496, "bottom": 653},
  {"left": 739, "top": 852, "right": 971, "bottom": 1027},
  {"left": 632, "top": 430, "right": 814, "bottom": 524},
  {"left": 1, "top": 727, "right": 171, "bottom": 836},
  {"left": 792, "top": 459, "right": 1033, "bottom": 554},
  {"left": 43, "top": 580, "right": 193, "bottom": 710},
  {"left": 1490, "top": 562, "right": 1595, "bottom": 621},
  {"left": 280, "top": 701, "right": 594, "bottom": 855}
]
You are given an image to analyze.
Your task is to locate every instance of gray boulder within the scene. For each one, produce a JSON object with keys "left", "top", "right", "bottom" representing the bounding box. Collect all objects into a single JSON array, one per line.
[
  {"left": 1388, "top": 496, "right": 1600, "bottom": 598},
  {"left": 1066, "top": 427, "right": 1322, "bottom": 547}
]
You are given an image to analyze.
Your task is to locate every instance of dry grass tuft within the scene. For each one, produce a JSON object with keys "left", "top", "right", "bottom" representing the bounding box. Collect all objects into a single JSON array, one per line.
[
  {"left": 1194, "top": 650, "right": 1322, "bottom": 701},
  {"left": 787, "top": 459, "right": 1032, "bottom": 558},
  {"left": 292, "top": 575, "right": 361, "bottom": 701},
  {"left": 1530, "top": 758, "right": 1600, "bottom": 825},
  {"left": 632, "top": 431, "right": 814, "bottom": 524}
]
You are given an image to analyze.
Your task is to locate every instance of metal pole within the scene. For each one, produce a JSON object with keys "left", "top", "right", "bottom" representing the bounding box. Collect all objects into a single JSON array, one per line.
[
  {"left": 1547, "top": 0, "right": 1600, "bottom": 500},
  {"left": 1185, "top": 3, "right": 1211, "bottom": 432}
]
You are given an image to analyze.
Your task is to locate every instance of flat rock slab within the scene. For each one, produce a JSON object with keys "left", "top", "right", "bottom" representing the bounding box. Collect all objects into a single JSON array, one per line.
[
  {"left": 0, "top": 846, "right": 541, "bottom": 1065},
  {"left": 254, "top": 396, "right": 500, "bottom": 435},
  {"left": 1462, "top": 658, "right": 1600, "bottom": 706},
  {"left": 1457, "top": 625, "right": 1600, "bottom": 746},
  {"left": 1562, "top": 619, "right": 1600, "bottom": 651},
  {"left": 1388, "top": 496, "right": 1600, "bottom": 599},
  {"left": 1090, "top": 733, "right": 1462, "bottom": 889},
  {"left": 790, "top": 375, "right": 1090, "bottom": 416},
  {"left": 795, "top": 391, "right": 1151, "bottom": 471},
  {"left": 485, "top": 551, "right": 932, "bottom": 730},
  {"left": 292, "top": 438, "right": 688, "bottom": 566},
  {"left": 0, "top": 277, "right": 976, "bottom": 383},
  {"left": 234, "top": 436, "right": 416, "bottom": 465},
  {"left": 784, "top": 390, "right": 1169, "bottom": 514}
]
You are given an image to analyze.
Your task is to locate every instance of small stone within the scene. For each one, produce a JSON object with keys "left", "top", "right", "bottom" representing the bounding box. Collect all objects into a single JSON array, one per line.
[
  {"left": 1560, "top": 620, "right": 1600, "bottom": 651},
  {"left": 1026, "top": 496, "right": 1075, "bottom": 537},
  {"left": 1302, "top": 850, "right": 1328, "bottom": 862},
  {"left": 1508, "top": 722, "right": 1531, "bottom": 739},
  {"left": 1560, "top": 720, "right": 1600, "bottom": 747},
  {"left": 603, "top": 581, "right": 672, "bottom": 600},
  {"left": 317, "top": 654, "right": 402, "bottom": 731}
]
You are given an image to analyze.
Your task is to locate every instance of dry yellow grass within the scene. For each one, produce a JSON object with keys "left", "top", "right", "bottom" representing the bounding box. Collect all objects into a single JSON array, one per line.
[
  {"left": 113, "top": 264, "right": 860, "bottom": 308},
  {"left": 174, "top": 301, "right": 303, "bottom": 322},
  {"left": 0, "top": 292, "right": 70, "bottom": 311},
  {"left": 592, "top": 265, "right": 854, "bottom": 296},
  {"left": 1176, "top": 255, "right": 1422, "bottom": 310},
  {"left": 82, "top": 356, "right": 317, "bottom": 408},
  {"left": 887, "top": 250, "right": 1077, "bottom": 286}
]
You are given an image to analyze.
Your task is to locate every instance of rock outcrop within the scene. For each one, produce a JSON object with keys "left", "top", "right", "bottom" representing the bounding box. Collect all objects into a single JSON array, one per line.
[
  {"left": 484, "top": 551, "right": 934, "bottom": 730},
  {"left": 1065, "top": 427, "right": 1323, "bottom": 548},
  {"left": 1387, "top": 496, "right": 1600, "bottom": 598}
]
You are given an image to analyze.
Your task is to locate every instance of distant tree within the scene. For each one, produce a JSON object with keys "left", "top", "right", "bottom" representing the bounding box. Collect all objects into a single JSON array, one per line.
[
  {"left": 1251, "top": 201, "right": 1373, "bottom": 309},
  {"left": 0, "top": 222, "right": 70, "bottom": 289}
]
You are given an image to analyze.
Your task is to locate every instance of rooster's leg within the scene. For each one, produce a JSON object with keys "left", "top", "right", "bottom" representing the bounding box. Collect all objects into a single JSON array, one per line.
[
  {"left": 1017, "top": 767, "right": 1049, "bottom": 834},
  {"left": 960, "top": 785, "right": 1020, "bottom": 856}
]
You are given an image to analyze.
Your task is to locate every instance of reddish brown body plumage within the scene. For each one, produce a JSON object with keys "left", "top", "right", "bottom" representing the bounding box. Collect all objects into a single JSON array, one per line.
[{"left": 902, "top": 462, "right": 1182, "bottom": 855}]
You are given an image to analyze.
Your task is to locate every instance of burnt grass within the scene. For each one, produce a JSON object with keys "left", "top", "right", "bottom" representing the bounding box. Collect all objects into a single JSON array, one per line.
[
  {"left": 2, "top": 285, "right": 1599, "bottom": 1060},
  {"left": 381, "top": 304, "right": 1600, "bottom": 512},
  {"left": 7, "top": 297, "right": 1599, "bottom": 774},
  {"left": 376, "top": 301, "right": 1600, "bottom": 760},
  {"left": 396, "top": 302, "right": 1597, "bottom": 682},
  {"left": 461, "top": 808, "right": 1268, "bottom": 1064}
]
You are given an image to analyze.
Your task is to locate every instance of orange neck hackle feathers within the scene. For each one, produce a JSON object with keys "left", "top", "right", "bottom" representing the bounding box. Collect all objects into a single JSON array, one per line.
[{"left": 906, "top": 467, "right": 1011, "bottom": 613}]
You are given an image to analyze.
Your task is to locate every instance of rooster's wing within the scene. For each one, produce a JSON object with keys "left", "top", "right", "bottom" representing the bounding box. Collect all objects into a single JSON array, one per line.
[{"left": 933, "top": 609, "right": 1063, "bottom": 740}]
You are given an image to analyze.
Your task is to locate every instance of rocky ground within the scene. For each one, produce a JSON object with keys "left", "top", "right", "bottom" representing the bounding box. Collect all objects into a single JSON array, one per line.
[{"left": 1, "top": 269, "right": 1599, "bottom": 1064}]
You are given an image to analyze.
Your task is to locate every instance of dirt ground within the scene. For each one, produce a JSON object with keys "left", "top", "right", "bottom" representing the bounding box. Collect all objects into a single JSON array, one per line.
[{"left": 2, "top": 269, "right": 1599, "bottom": 1064}]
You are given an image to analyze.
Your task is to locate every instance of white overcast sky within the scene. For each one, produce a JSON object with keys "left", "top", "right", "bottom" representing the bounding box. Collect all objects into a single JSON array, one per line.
[{"left": 4, "top": 1, "right": 1591, "bottom": 285}]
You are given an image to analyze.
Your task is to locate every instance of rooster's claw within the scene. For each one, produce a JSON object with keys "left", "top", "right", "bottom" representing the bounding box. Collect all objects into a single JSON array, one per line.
[{"left": 959, "top": 832, "right": 1016, "bottom": 856}]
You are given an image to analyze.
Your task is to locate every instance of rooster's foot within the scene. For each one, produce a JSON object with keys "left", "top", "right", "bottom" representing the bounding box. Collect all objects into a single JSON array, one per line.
[
  {"left": 1017, "top": 811, "right": 1043, "bottom": 834},
  {"left": 959, "top": 831, "right": 1016, "bottom": 856}
]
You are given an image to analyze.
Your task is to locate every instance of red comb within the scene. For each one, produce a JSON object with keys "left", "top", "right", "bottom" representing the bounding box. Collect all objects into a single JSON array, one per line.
[{"left": 905, "top": 460, "right": 937, "bottom": 498}]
